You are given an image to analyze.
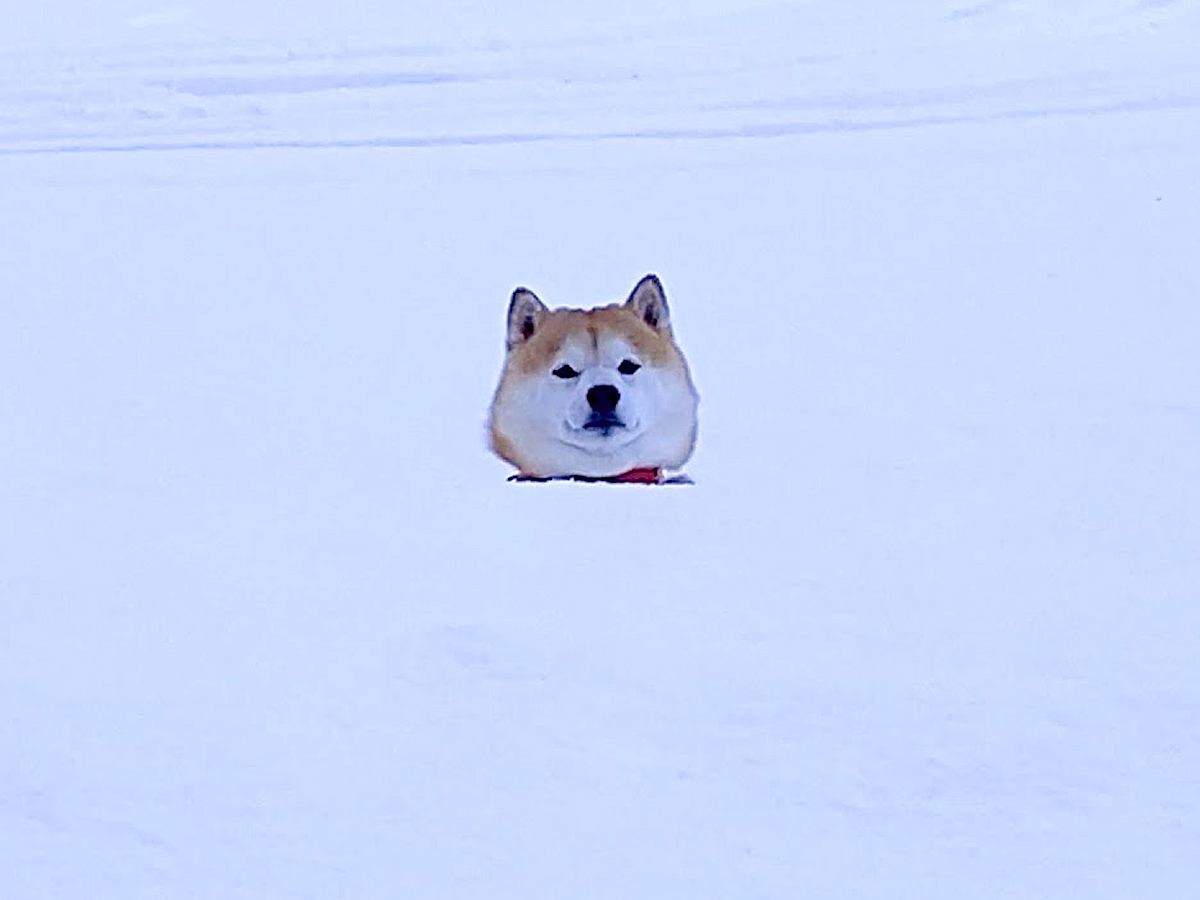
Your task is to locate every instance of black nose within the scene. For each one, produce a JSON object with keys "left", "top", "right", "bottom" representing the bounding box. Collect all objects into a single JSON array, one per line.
[{"left": 586, "top": 384, "right": 620, "bottom": 415}]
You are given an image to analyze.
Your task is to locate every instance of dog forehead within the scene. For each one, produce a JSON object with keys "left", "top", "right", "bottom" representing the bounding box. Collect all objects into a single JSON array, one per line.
[{"left": 510, "top": 305, "right": 674, "bottom": 375}]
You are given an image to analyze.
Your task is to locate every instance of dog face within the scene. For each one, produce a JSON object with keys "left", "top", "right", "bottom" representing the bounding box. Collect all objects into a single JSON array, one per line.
[{"left": 488, "top": 275, "right": 699, "bottom": 478}]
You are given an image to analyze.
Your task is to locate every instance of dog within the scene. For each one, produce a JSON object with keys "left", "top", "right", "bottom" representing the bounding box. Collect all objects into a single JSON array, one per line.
[{"left": 488, "top": 274, "right": 699, "bottom": 482}]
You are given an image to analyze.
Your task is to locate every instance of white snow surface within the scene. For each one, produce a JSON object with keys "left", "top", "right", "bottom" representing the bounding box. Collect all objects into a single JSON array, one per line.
[{"left": 3, "top": 2, "right": 1199, "bottom": 897}]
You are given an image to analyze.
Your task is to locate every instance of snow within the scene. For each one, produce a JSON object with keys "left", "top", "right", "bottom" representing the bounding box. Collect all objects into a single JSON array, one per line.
[{"left": 3, "top": 2, "right": 1199, "bottom": 897}]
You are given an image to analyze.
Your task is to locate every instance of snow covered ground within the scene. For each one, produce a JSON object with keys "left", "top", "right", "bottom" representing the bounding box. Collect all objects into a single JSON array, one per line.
[{"left": 3, "top": 2, "right": 1199, "bottom": 897}]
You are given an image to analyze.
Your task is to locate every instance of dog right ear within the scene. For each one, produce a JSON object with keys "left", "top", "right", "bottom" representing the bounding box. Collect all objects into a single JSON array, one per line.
[{"left": 506, "top": 288, "right": 548, "bottom": 350}]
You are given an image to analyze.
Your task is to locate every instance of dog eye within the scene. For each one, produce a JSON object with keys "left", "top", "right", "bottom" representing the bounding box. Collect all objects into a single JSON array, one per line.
[
  {"left": 552, "top": 364, "right": 580, "bottom": 379},
  {"left": 617, "top": 359, "right": 641, "bottom": 375}
]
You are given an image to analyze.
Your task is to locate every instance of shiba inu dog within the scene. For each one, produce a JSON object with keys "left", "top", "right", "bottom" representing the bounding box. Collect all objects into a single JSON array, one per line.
[{"left": 488, "top": 274, "right": 699, "bottom": 482}]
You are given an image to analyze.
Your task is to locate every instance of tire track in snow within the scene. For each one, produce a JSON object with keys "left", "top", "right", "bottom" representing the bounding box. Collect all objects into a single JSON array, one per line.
[
  {"left": 2, "top": 3, "right": 1196, "bottom": 158},
  {"left": 4, "top": 93, "right": 1199, "bottom": 157}
]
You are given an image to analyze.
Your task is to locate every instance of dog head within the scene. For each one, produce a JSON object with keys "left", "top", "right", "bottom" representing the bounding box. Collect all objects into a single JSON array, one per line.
[{"left": 488, "top": 274, "right": 699, "bottom": 478}]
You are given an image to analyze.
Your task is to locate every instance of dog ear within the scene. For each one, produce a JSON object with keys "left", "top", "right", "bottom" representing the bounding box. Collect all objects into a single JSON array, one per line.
[
  {"left": 506, "top": 287, "right": 548, "bottom": 350},
  {"left": 625, "top": 274, "right": 670, "bottom": 332}
]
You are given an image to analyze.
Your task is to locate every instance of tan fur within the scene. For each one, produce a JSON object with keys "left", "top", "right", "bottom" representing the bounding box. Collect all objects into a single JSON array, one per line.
[
  {"left": 489, "top": 426, "right": 522, "bottom": 470},
  {"left": 506, "top": 305, "right": 680, "bottom": 377}
]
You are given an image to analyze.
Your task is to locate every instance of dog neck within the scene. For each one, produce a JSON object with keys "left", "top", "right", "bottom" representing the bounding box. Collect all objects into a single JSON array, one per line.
[
  {"left": 510, "top": 467, "right": 662, "bottom": 484},
  {"left": 575, "top": 466, "right": 662, "bottom": 484}
]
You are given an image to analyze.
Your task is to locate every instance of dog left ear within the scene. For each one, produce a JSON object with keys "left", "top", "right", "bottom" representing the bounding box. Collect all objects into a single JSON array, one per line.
[
  {"left": 625, "top": 274, "right": 671, "bottom": 332},
  {"left": 506, "top": 287, "right": 548, "bottom": 350}
]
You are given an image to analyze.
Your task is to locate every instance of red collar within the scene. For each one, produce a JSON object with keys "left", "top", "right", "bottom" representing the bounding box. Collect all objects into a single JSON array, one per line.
[
  {"left": 510, "top": 467, "right": 662, "bottom": 484},
  {"left": 588, "top": 466, "right": 662, "bottom": 484}
]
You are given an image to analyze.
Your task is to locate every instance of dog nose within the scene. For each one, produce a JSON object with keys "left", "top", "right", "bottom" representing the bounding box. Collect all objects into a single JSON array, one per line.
[{"left": 586, "top": 384, "right": 620, "bottom": 415}]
